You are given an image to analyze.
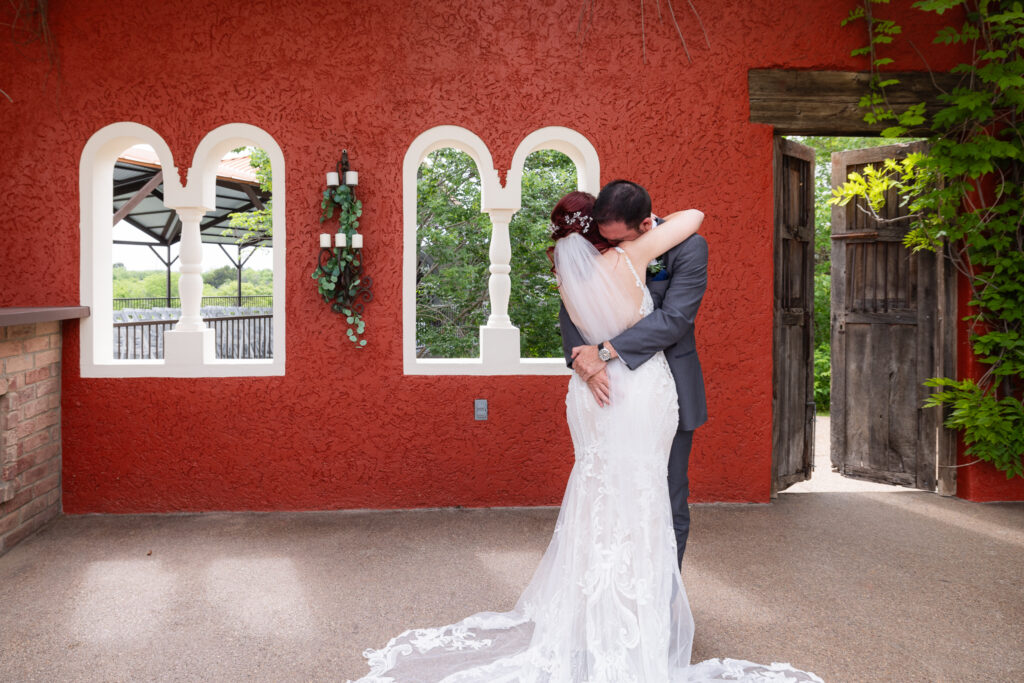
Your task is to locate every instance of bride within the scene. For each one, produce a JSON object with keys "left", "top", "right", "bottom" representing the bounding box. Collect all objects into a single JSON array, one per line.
[{"left": 349, "top": 192, "right": 822, "bottom": 682}]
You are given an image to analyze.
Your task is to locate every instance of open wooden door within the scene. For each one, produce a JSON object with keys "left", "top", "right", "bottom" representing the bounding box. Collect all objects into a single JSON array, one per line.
[
  {"left": 772, "top": 137, "right": 816, "bottom": 496},
  {"left": 830, "top": 142, "right": 947, "bottom": 490}
]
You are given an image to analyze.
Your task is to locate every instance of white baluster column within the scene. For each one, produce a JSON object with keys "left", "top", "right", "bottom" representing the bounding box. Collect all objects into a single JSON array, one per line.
[
  {"left": 164, "top": 206, "right": 215, "bottom": 365},
  {"left": 175, "top": 207, "right": 206, "bottom": 330},
  {"left": 480, "top": 208, "right": 520, "bottom": 368}
]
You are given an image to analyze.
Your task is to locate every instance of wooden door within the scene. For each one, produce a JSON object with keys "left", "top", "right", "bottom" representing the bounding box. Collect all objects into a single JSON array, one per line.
[
  {"left": 831, "top": 142, "right": 940, "bottom": 490},
  {"left": 772, "top": 137, "right": 816, "bottom": 496}
]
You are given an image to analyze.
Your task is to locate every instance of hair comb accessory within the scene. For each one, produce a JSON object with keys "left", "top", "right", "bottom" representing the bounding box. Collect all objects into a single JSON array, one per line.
[
  {"left": 551, "top": 210, "right": 594, "bottom": 237},
  {"left": 566, "top": 211, "right": 592, "bottom": 233}
]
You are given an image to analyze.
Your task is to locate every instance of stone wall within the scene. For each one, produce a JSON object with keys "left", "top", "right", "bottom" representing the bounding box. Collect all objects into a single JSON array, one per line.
[{"left": 0, "top": 321, "right": 62, "bottom": 555}]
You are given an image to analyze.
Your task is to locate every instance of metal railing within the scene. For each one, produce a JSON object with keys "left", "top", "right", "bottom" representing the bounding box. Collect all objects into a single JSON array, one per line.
[
  {"left": 114, "top": 319, "right": 176, "bottom": 360},
  {"left": 207, "top": 315, "right": 273, "bottom": 359},
  {"left": 113, "top": 315, "right": 273, "bottom": 360},
  {"left": 113, "top": 295, "right": 273, "bottom": 310}
]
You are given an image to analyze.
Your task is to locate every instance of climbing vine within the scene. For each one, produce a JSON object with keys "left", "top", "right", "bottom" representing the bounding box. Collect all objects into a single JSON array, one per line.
[{"left": 834, "top": 0, "right": 1024, "bottom": 478}]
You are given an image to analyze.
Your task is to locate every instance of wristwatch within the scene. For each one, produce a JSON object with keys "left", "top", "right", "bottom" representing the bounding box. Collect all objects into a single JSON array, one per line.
[{"left": 597, "top": 342, "right": 612, "bottom": 362}]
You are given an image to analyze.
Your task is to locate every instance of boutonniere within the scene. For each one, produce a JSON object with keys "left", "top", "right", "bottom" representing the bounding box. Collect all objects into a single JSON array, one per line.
[{"left": 647, "top": 256, "right": 666, "bottom": 276}]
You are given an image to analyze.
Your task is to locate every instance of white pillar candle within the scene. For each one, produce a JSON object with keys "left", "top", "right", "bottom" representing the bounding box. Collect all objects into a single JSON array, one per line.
[
  {"left": 326, "top": 171, "right": 340, "bottom": 187},
  {"left": 319, "top": 233, "right": 331, "bottom": 248},
  {"left": 344, "top": 171, "right": 359, "bottom": 186},
  {"left": 335, "top": 233, "right": 347, "bottom": 248},
  {"left": 351, "top": 233, "right": 363, "bottom": 249}
]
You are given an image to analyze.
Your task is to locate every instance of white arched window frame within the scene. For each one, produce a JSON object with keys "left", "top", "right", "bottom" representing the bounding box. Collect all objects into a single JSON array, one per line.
[
  {"left": 79, "top": 122, "right": 286, "bottom": 377},
  {"left": 403, "top": 125, "right": 600, "bottom": 375}
]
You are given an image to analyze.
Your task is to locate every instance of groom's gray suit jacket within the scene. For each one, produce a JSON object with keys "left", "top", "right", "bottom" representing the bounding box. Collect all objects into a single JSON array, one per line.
[{"left": 558, "top": 234, "right": 708, "bottom": 432}]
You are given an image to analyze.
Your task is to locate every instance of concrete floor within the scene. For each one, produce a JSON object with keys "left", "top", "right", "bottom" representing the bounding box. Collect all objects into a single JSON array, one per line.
[
  {"left": 785, "top": 416, "right": 914, "bottom": 494},
  {"left": 2, "top": 423, "right": 1022, "bottom": 682}
]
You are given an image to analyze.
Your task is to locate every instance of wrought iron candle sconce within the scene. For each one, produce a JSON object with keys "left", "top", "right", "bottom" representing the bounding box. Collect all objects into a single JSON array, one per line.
[{"left": 313, "top": 150, "right": 373, "bottom": 346}]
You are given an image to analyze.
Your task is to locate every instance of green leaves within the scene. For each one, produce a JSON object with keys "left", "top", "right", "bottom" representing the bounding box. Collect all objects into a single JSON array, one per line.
[
  {"left": 813, "top": 346, "right": 832, "bottom": 413},
  {"left": 315, "top": 173, "right": 369, "bottom": 347},
  {"left": 227, "top": 147, "right": 273, "bottom": 245},
  {"left": 344, "top": 314, "right": 367, "bottom": 345},
  {"left": 831, "top": 156, "right": 923, "bottom": 214},
  {"left": 924, "top": 378, "right": 1024, "bottom": 478},
  {"left": 913, "top": 0, "right": 965, "bottom": 16},
  {"left": 840, "top": 6, "right": 865, "bottom": 28},
  {"left": 320, "top": 182, "right": 363, "bottom": 237}
]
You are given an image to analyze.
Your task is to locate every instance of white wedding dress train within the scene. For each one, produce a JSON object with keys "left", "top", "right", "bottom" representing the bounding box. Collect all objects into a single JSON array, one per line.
[{"left": 350, "top": 238, "right": 822, "bottom": 682}]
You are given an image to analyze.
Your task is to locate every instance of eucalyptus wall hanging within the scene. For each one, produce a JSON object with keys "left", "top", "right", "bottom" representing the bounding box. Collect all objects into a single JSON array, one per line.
[{"left": 312, "top": 150, "right": 373, "bottom": 347}]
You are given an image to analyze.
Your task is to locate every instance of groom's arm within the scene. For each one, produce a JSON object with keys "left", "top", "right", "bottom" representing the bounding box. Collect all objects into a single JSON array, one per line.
[
  {"left": 609, "top": 235, "right": 708, "bottom": 370},
  {"left": 560, "top": 301, "right": 612, "bottom": 405},
  {"left": 558, "top": 302, "right": 586, "bottom": 369}
]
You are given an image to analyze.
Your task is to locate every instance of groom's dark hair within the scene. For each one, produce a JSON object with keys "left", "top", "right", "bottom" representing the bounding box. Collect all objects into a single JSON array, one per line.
[{"left": 592, "top": 180, "right": 652, "bottom": 230}]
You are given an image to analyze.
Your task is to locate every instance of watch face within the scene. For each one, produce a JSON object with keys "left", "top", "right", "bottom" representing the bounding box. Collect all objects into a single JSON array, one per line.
[{"left": 598, "top": 348, "right": 612, "bottom": 361}]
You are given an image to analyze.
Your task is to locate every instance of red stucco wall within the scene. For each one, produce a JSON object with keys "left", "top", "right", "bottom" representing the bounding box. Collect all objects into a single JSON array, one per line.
[{"left": 2, "top": 1, "right": 1000, "bottom": 512}]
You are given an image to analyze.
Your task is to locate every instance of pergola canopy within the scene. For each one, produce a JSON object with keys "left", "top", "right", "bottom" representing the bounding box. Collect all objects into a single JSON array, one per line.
[{"left": 113, "top": 145, "right": 272, "bottom": 249}]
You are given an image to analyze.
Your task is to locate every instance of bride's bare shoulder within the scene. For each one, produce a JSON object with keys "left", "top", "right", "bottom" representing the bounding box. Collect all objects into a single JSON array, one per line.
[
  {"left": 616, "top": 242, "right": 646, "bottom": 265},
  {"left": 598, "top": 246, "right": 624, "bottom": 267}
]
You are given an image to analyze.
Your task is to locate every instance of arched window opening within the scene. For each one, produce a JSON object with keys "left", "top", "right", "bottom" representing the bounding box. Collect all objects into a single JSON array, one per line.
[
  {"left": 509, "top": 150, "right": 578, "bottom": 358},
  {"left": 415, "top": 147, "right": 493, "bottom": 359},
  {"left": 108, "top": 145, "right": 275, "bottom": 361},
  {"left": 110, "top": 144, "right": 181, "bottom": 360},
  {"left": 80, "top": 122, "right": 285, "bottom": 377},
  {"left": 402, "top": 125, "right": 597, "bottom": 375},
  {"left": 202, "top": 146, "right": 274, "bottom": 359}
]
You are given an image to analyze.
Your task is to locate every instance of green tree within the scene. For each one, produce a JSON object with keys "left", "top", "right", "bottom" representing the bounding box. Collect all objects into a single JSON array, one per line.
[
  {"left": 511, "top": 150, "right": 577, "bottom": 358},
  {"left": 203, "top": 266, "right": 273, "bottom": 298},
  {"left": 223, "top": 147, "right": 273, "bottom": 301},
  {"left": 112, "top": 267, "right": 178, "bottom": 301},
  {"left": 416, "top": 148, "right": 493, "bottom": 358},
  {"left": 141, "top": 271, "right": 179, "bottom": 298},
  {"left": 227, "top": 147, "right": 273, "bottom": 243},
  {"left": 203, "top": 265, "right": 235, "bottom": 289}
]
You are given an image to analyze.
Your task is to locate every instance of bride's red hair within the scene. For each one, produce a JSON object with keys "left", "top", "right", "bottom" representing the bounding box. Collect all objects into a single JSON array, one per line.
[{"left": 547, "top": 191, "right": 612, "bottom": 267}]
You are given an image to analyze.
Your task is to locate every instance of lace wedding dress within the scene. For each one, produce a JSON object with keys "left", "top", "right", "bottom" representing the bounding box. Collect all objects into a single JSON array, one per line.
[{"left": 350, "top": 236, "right": 822, "bottom": 682}]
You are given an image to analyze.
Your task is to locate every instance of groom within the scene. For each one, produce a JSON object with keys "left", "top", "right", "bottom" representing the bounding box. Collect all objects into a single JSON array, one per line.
[{"left": 558, "top": 179, "right": 708, "bottom": 568}]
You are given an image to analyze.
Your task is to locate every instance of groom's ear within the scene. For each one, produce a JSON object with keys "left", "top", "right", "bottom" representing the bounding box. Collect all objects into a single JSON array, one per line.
[{"left": 638, "top": 216, "right": 654, "bottom": 234}]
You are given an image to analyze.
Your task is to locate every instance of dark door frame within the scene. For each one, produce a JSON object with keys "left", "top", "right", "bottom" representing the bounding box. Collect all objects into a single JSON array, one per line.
[{"left": 753, "top": 69, "right": 958, "bottom": 496}]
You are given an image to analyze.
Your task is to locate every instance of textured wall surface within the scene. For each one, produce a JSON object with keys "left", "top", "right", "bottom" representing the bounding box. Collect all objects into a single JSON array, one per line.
[{"left": 1, "top": 0, "right": 993, "bottom": 512}]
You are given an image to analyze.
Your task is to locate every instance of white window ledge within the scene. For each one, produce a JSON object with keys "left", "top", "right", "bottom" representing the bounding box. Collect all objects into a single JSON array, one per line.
[
  {"left": 80, "top": 359, "right": 283, "bottom": 378},
  {"left": 405, "top": 357, "right": 571, "bottom": 376}
]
